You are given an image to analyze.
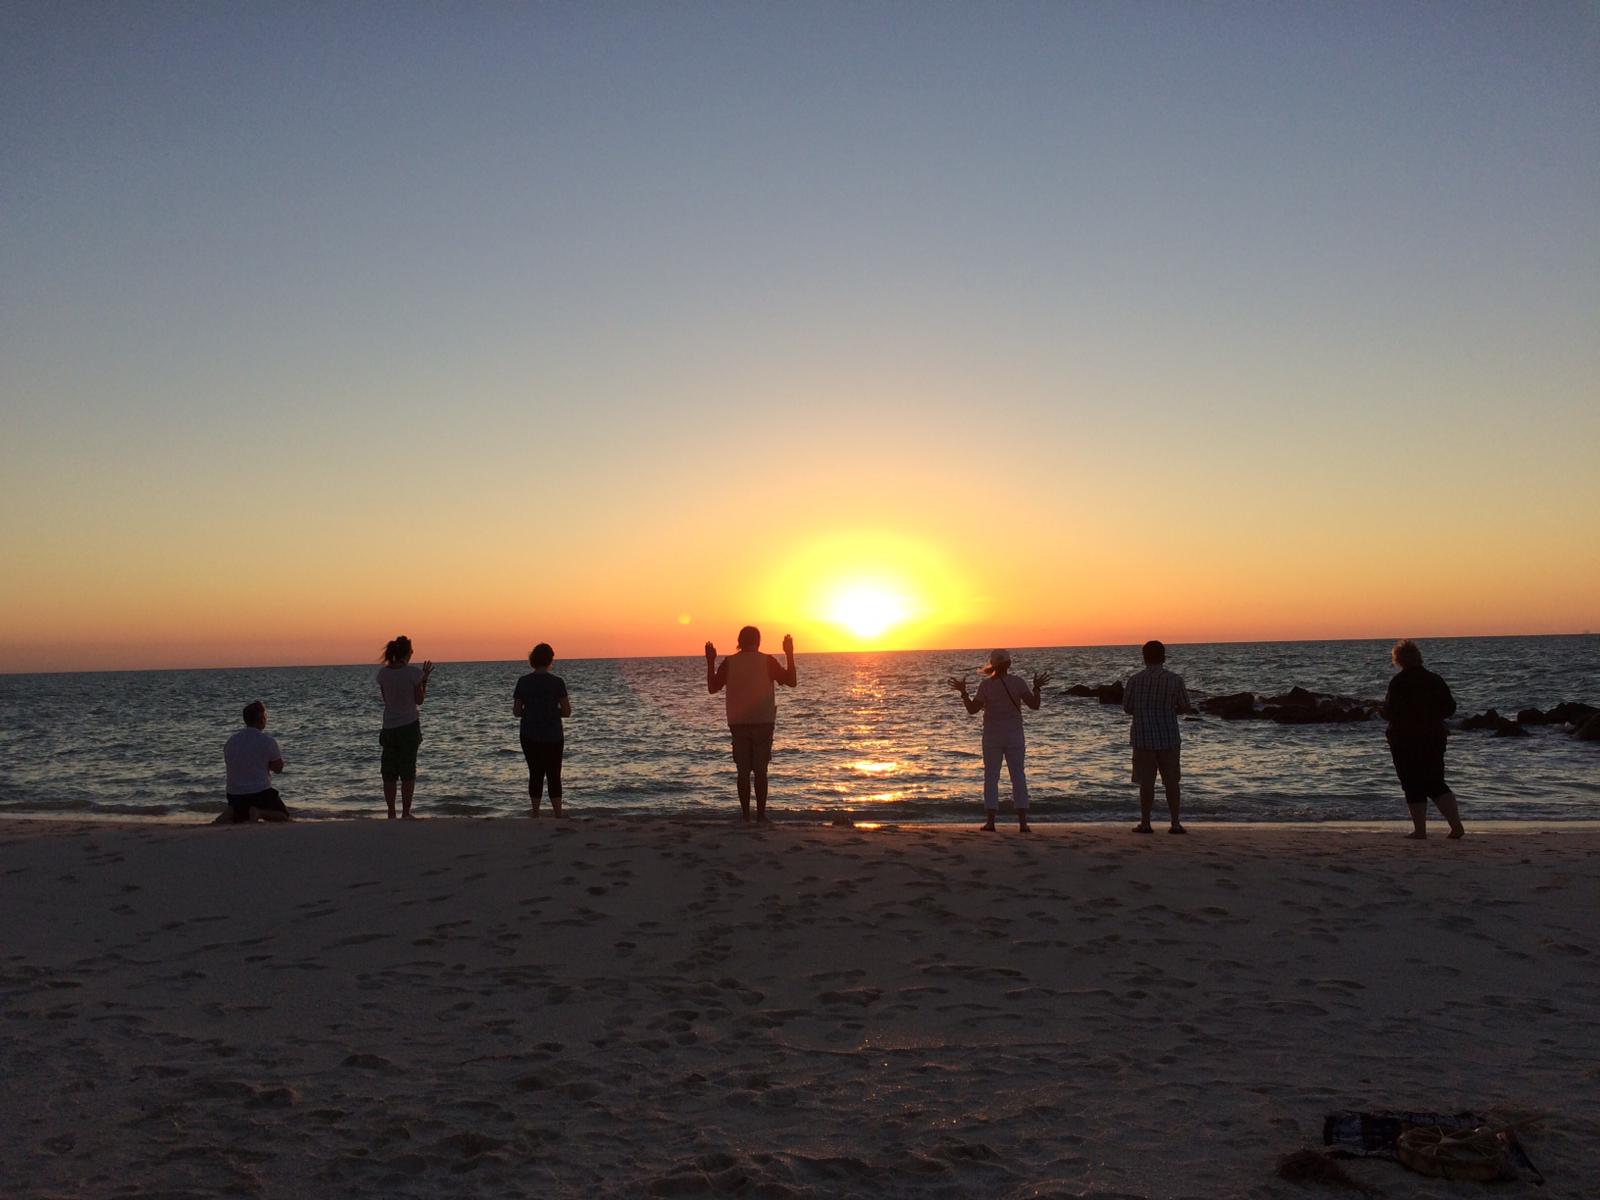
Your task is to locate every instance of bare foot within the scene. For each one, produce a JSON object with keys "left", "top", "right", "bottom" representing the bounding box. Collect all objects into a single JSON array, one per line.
[
  {"left": 1405, "top": 830, "right": 1426, "bottom": 840},
  {"left": 401, "top": 812, "right": 418, "bottom": 821},
  {"left": 1447, "top": 827, "right": 1465, "bottom": 839},
  {"left": 980, "top": 820, "right": 996, "bottom": 832},
  {"left": 1168, "top": 823, "right": 1187, "bottom": 835},
  {"left": 1133, "top": 824, "right": 1154, "bottom": 835}
]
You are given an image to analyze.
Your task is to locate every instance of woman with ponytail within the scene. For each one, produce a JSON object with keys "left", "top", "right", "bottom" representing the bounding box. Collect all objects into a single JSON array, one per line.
[{"left": 376, "top": 635, "right": 433, "bottom": 819}]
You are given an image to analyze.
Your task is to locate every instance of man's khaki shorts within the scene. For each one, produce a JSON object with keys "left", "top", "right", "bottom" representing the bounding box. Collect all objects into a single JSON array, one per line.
[
  {"left": 730, "top": 723, "right": 775, "bottom": 772},
  {"left": 1131, "top": 748, "right": 1180, "bottom": 786}
]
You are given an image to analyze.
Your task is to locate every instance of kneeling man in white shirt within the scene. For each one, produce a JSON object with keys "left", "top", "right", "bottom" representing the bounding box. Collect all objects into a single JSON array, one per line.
[{"left": 223, "top": 700, "right": 290, "bottom": 823}]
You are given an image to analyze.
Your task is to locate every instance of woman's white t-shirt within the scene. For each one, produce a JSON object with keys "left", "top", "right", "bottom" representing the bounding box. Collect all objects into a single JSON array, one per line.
[
  {"left": 377, "top": 665, "right": 424, "bottom": 728},
  {"left": 976, "top": 674, "right": 1027, "bottom": 744}
]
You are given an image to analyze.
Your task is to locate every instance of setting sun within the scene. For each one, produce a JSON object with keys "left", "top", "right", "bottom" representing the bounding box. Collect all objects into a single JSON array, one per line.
[
  {"left": 757, "top": 531, "right": 968, "bottom": 650},
  {"left": 825, "top": 584, "right": 909, "bottom": 640}
]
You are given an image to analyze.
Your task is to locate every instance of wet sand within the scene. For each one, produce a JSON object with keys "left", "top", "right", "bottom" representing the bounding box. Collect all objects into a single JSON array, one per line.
[{"left": 2, "top": 818, "right": 1596, "bottom": 1198}]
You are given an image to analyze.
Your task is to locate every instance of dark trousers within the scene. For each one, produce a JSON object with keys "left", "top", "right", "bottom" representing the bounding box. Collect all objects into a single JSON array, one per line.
[
  {"left": 520, "top": 736, "right": 564, "bottom": 801},
  {"left": 226, "top": 787, "right": 285, "bottom": 822}
]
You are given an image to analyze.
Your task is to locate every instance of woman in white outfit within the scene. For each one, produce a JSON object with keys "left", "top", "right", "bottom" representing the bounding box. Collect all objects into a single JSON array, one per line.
[{"left": 949, "top": 649, "right": 1050, "bottom": 832}]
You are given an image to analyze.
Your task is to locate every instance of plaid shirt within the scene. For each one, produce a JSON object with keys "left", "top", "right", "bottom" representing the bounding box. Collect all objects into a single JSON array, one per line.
[{"left": 1122, "top": 665, "right": 1191, "bottom": 751}]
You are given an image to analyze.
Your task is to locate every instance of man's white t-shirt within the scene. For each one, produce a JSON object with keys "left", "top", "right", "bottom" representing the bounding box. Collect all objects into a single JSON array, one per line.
[
  {"left": 224, "top": 727, "right": 281, "bottom": 795},
  {"left": 377, "top": 665, "right": 424, "bottom": 728}
]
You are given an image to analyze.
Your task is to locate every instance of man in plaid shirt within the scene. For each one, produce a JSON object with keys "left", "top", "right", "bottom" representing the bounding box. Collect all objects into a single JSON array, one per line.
[{"left": 1122, "top": 640, "right": 1195, "bottom": 834}]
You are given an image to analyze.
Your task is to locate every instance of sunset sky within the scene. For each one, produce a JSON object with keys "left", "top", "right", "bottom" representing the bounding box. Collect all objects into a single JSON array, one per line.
[{"left": 3, "top": 3, "right": 1597, "bottom": 672}]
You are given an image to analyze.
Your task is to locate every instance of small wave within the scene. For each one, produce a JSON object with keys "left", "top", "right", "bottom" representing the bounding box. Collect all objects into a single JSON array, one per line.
[{"left": 427, "top": 801, "right": 498, "bottom": 816}]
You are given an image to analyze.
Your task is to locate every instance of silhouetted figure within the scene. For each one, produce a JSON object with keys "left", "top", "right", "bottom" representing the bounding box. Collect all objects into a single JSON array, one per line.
[
  {"left": 1122, "top": 640, "right": 1195, "bottom": 834},
  {"left": 513, "top": 642, "right": 570, "bottom": 817},
  {"left": 223, "top": 700, "right": 290, "bottom": 823},
  {"left": 949, "top": 650, "right": 1049, "bottom": 832},
  {"left": 376, "top": 635, "right": 433, "bottom": 820},
  {"left": 705, "top": 627, "right": 797, "bottom": 823},
  {"left": 1381, "top": 639, "right": 1465, "bottom": 839}
]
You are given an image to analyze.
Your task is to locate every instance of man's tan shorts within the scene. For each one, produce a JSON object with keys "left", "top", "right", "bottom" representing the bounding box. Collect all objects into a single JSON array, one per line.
[
  {"left": 1131, "top": 748, "right": 1180, "bottom": 787},
  {"left": 730, "top": 723, "right": 775, "bottom": 772}
]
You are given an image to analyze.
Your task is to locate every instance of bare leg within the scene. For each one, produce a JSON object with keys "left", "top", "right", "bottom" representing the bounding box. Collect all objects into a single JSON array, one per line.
[
  {"left": 401, "top": 778, "right": 416, "bottom": 819},
  {"left": 1406, "top": 801, "right": 1427, "bottom": 838},
  {"left": 753, "top": 768, "right": 769, "bottom": 823},
  {"left": 1135, "top": 777, "right": 1155, "bottom": 832},
  {"left": 383, "top": 777, "right": 398, "bottom": 819},
  {"left": 1434, "top": 792, "right": 1465, "bottom": 838},
  {"left": 1163, "top": 768, "right": 1184, "bottom": 833},
  {"left": 736, "top": 769, "right": 752, "bottom": 822}
]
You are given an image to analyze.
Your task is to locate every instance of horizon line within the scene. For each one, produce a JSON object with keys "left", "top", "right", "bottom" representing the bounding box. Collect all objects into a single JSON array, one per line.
[{"left": 2, "top": 630, "right": 1591, "bottom": 678}]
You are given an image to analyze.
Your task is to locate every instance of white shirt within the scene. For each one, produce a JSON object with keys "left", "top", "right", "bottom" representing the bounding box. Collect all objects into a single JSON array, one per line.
[
  {"left": 977, "top": 674, "right": 1028, "bottom": 744},
  {"left": 224, "top": 727, "right": 281, "bottom": 795},
  {"left": 376, "top": 665, "right": 424, "bottom": 729}
]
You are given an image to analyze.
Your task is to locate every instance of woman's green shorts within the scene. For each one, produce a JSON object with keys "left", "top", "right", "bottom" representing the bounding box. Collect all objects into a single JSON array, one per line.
[{"left": 379, "top": 720, "right": 423, "bottom": 783}]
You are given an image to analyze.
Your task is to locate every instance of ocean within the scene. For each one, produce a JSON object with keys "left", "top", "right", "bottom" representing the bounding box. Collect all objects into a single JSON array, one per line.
[{"left": 1, "top": 635, "right": 1595, "bottom": 823}]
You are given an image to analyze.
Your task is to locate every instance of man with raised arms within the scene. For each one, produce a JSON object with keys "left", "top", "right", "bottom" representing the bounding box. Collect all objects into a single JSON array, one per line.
[{"left": 705, "top": 627, "right": 798, "bottom": 823}]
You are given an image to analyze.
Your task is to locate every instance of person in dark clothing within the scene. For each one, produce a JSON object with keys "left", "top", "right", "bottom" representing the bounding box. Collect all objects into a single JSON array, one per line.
[
  {"left": 1380, "top": 639, "right": 1465, "bottom": 839},
  {"left": 512, "top": 643, "right": 571, "bottom": 816}
]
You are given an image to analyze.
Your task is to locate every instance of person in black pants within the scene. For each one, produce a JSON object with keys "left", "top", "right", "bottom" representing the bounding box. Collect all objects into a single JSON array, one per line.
[
  {"left": 513, "top": 643, "right": 571, "bottom": 816},
  {"left": 1380, "top": 639, "right": 1465, "bottom": 840}
]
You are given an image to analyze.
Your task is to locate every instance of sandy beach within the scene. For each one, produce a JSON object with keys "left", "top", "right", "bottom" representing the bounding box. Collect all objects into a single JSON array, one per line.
[{"left": 2, "top": 818, "right": 1596, "bottom": 1199}]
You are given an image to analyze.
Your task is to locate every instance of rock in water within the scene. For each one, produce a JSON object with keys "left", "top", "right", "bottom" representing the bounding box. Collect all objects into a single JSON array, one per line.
[
  {"left": 1199, "top": 692, "right": 1256, "bottom": 718},
  {"left": 1550, "top": 701, "right": 1599, "bottom": 726},
  {"left": 1263, "top": 686, "right": 1320, "bottom": 708},
  {"left": 1575, "top": 713, "right": 1600, "bottom": 742}
]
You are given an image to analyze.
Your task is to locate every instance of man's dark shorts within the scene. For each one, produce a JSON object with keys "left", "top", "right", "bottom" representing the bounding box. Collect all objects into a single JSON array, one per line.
[
  {"left": 729, "top": 723, "right": 775, "bottom": 772},
  {"left": 380, "top": 720, "right": 423, "bottom": 783},
  {"left": 227, "top": 787, "right": 287, "bottom": 823},
  {"left": 1389, "top": 734, "right": 1448, "bottom": 804}
]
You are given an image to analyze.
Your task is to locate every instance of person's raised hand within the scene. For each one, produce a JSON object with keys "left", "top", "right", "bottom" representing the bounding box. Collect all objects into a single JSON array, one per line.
[
  {"left": 782, "top": 634, "right": 794, "bottom": 656},
  {"left": 704, "top": 641, "right": 717, "bottom": 662},
  {"left": 422, "top": 660, "right": 434, "bottom": 676},
  {"left": 1032, "top": 671, "right": 1052, "bottom": 691},
  {"left": 947, "top": 675, "right": 969, "bottom": 693}
]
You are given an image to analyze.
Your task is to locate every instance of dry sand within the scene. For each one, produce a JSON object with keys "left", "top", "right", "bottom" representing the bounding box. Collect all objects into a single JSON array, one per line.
[{"left": 1, "top": 818, "right": 1596, "bottom": 1199}]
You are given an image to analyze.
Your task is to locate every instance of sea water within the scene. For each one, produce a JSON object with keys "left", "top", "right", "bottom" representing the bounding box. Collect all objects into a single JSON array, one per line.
[{"left": 0, "top": 636, "right": 1595, "bottom": 823}]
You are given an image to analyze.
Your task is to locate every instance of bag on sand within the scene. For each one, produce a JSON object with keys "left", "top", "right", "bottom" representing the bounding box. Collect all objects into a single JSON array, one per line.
[{"left": 1322, "top": 1110, "right": 1544, "bottom": 1185}]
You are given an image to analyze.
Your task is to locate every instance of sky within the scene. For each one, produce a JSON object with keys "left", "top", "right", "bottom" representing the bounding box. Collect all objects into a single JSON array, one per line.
[{"left": 3, "top": 2, "right": 1597, "bottom": 672}]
